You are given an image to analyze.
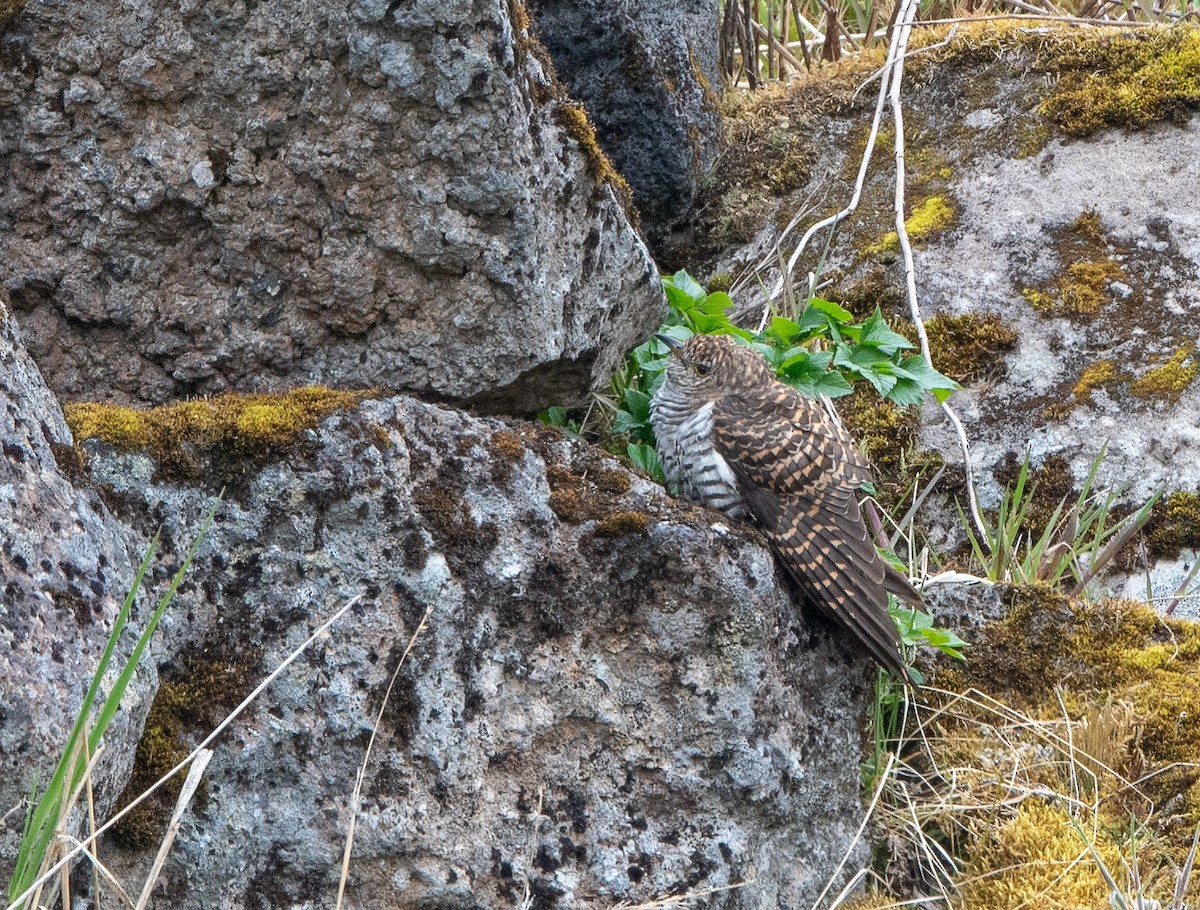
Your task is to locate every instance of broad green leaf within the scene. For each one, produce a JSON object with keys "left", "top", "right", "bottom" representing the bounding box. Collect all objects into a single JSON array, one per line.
[
  {"left": 628, "top": 443, "right": 664, "bottom": 483},
  {"left": 664, "top": 283, "right": 697, "bottom": 313},
  {"left": 898, "top": 354, "right": 959, "bottom": 394},
  {"left": 698, "top": 291, "right": 734, "bottom": 317},
  {"left": 886, "top": 377, "right": 926, "bottom": 408},
  {"left": 666, "top": 270, "right": 706, "bottom": 301},
  {"left": 539, "top": 406, "right": 569, "bottom": 427},
  {"left": 808, "top": 297, "right": 854, "bottom": 322},
  {"left": 858, "top": 308, "right": 914, "bottom": 354},
  {"left": 833, "top": 344, "right": 898, "bottom": 396},
  {"left": 769, "top": 315, "right": 806, "bottom": 343},
  {"left": 622, "top": 387, "right": 652, "bottom": 424}
]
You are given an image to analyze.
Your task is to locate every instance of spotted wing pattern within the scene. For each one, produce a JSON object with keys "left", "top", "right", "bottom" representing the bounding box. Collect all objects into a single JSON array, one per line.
[{"left": 710, "top": 381, "right": 917, "bottom": 679}]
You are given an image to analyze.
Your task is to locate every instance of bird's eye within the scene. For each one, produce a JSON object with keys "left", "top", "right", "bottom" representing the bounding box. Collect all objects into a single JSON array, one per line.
[{"left": 693, "top": 362, "right": 712, "bottom": 377}]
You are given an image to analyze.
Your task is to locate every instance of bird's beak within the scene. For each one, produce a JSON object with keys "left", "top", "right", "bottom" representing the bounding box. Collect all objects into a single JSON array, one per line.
[{"left": 656, "top": 333, "right": 681, "bottom": 350}]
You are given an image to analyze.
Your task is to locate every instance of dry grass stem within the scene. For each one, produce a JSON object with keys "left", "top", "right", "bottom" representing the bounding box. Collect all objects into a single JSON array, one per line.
[
  {"left": 5, "top": 595, "right": 361, "bottom": 910},
  {"left": 609, "top": 879, "right": 754, "bottom": 910},
  {"left": 132, "top": 749, "right": 213, "bottom": 910},
  {"left": 334, "top": 604, "right": 434, "bottom": 910}
]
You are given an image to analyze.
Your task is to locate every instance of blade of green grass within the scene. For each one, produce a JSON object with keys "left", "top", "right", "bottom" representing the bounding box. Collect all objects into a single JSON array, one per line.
[{"left": 8, "top": 500, "right": 218, "bottom": 908}]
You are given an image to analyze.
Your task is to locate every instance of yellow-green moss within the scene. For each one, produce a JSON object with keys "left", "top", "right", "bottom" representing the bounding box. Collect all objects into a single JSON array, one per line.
[
  {"left": 839, "top": 390, "right": 918, "bottom": 478},
  {"left": 554, "top": 102, "right": 635, "bottom": 213},
  {"left": 111, "top": 651, "right": 261, "bottom": 849},
  {"left": 1130, "top": 345, "right": 1198, "bottom": 404},
  {"left": 960, "top": 800, "right": 1121, "bottom": 910},
  {"left": 1027, "top": 259, "right": 1126, "bottom": 317},
  {"left": 943, "top": 588, "right": 1200, "bottom": 818},
  {"left": 1146, "top": 490, "right": 1200, "bottom": 558},
  {"left": 919, "top": 312, "right": 1019, "bottom": 385},
  {"left": 1072, "top": 359, "right": 1117, "bottom": 402},
  {"left": 1064, "top": 260, "right": 1126, "bottom": 315},
  {"left": 65, "top": 387, "right": 370, "bottom": 480},
  {"left": 706, "top": 273, "right": 733, "bottom": 293},
  {"left": 1040, "top": 29, "right": 1200, "bottom": 136},
  {"left": 870, "top": 194, "right": 955, "bottom": 253},
  {"left": 591, "top": 511, "right": 650, "bottom": 537}
]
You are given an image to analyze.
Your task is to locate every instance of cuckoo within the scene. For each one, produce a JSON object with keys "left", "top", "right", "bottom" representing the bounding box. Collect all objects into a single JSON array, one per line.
[{"left": 650, "top": 333, "right": 921, "bottom": 680}]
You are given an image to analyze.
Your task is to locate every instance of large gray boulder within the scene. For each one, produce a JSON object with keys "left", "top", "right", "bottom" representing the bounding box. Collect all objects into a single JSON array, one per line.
[
  {"left": 0, "top": 0, "right": 663, "bottom": 412},
  {"left": 0, "top": 293, "right": 146, "bottom": 875},
  {"left": 82, "top": 395, "right": 872, "bottom": 909},
  {"left": 526, "top": 0, "right": 723, "bottom": 248}
]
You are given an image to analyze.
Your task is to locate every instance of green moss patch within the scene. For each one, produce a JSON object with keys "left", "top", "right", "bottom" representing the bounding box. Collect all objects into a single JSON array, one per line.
[
  {"left": 946, "top": 589, "right": 1200, "bottom": 810},
  {"left": 1145, "top": 491, "right": 1200, "bottom": 559},
  {"left": 553, "top": 102, "right": 636, "bottom": 214},
  {"left": 1021, "top": 210, "right": 1131, "bottom": 319},
  {"left": 1038, "top": 27, "right": 1200, "bottom": 136},
  {"left": 1130, "top": 344, "right": 1198, "bottom": 404},
  {"left": 870, "top": 194, "right": 956, "bottom": 254},
  {"left": 111, "top": 649, "right": 262, "bottom": 849},
  {"left": 64, "top": 387, "right": 370, "bottom": 482},
  {"left": 904, "top": 312, "right": 1018, "bottom": 385}
]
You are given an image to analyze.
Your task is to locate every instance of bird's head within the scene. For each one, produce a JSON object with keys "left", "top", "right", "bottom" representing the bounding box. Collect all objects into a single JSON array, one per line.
[{"left": 658, "top": 333, "right": 775, "bottom": 398}]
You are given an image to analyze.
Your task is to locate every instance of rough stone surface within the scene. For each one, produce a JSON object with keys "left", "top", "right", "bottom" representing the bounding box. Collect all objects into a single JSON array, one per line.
[
  {"left": 0, "top": 292, "right": 145, "bottom": 876},
  {"left": 0, "top": 0, "right": 663, "bottom": 412},
  {"left": 526, "top": 0, "right": 723, "bottom": 247},
  {"left": 87, "top": 396, "right": 872, "bottom": 910}
]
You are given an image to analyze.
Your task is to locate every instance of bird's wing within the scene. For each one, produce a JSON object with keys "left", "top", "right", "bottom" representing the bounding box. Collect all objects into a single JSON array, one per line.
[{"left": 710, "top": 385, "right": 913, "bottom": 679}]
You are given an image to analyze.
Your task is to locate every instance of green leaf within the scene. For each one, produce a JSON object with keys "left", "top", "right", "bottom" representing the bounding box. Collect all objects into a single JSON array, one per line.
[
  {"left": 539, "top": 407, "right": 562, "bottom": 425},
  {"left": 768, "top": 315, "right": 806, "bottom": 344},
  {"left": 885, "top": 375, "right": 926, "bottom": 408},
  {"left": 898, "top": 354, "right": 959, "bottom": 394},
  {"left": 780, "top": 351, "right": 854, "bottom": 399},
  {"left": 698, "top": 291, "right": 734, "bottom": 317},
  {"left": 809, "top": 297, "right": 854, "bottom": 322},
  {"left": 857, "top": 308, "right": 914, "bottom": 354},
  {"left": 628, "top": 443, "right": 664, "bottom": 483},
  {"left": 833, "top": 343, "right": 899, "bottom": 396},
  {"left": 666, "top": 270, "right": 706, "bottom": 301},
  {"left": 622, "top": 387, "right": 652, "bottom": 424}
]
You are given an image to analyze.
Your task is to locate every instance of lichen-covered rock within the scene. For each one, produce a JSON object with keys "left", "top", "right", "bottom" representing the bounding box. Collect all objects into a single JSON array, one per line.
[
  {"left": 0, "top": 0, "right": 663, "bottom": 413},
  {"left": 0, "top": 292, "right": 145, "bottom": 874},
  {"left": 83, "top": 395, "right": 872, "bottom": 909},
  {"left": 526, "top": 0, "right": 723, "bottom": 247},
  {"left": 674, "top": 26, "right": 1200, "bottom": 598}
]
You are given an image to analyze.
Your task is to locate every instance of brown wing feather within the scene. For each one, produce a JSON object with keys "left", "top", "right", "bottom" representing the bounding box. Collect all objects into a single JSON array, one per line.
[{"left": 711, "top": 383, "right": 913, "bottom": 680}]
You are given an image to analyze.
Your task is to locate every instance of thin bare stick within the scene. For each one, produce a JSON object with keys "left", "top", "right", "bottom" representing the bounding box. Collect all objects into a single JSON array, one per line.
[
  {"left": 883, "top": 0, "right": 989, "bottom": 544},
  {"left": 133, "top": 749, "right": 214, "bottom": 910},
  {"left": 5, "top": 594, "right": 361, "bottom": 910},
  {"left": 760, "top": 24, "right": 895, "bottom": 321},
  {"left": 750, "top": 20, "right": 807, "bottom": 72},
  {"left": 520, "top": 787, "right": 546, "bottom": 910},
  {"left": 809, "top": 752, "right": 896, "bottom": 910},
  {"left": 334, "top": 605, "right": 433, "bottom": 910}
]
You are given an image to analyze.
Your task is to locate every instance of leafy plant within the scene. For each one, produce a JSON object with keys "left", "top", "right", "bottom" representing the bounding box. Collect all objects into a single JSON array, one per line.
[{"left": 961, "top": 445, "right": 1161, "bottom": 594}]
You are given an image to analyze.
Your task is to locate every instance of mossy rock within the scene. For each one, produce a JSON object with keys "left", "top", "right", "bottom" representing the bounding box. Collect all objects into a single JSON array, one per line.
[{"left": 65, "top": 387, "right": 372, "bottom": 484}]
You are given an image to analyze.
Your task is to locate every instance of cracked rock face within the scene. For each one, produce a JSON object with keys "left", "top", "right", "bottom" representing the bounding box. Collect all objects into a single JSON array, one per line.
[
  {"left": 526, "top": 0, "right": 722, "bottom": 247},
  {"left": 0, "top": 0, "right": 663, "bottom": 412},
  {"left": 87, "top": 396, "right": 871, "bottom": 910},
  {"left": 0, "top": 295, "right": 145, "bottom": 873}
]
